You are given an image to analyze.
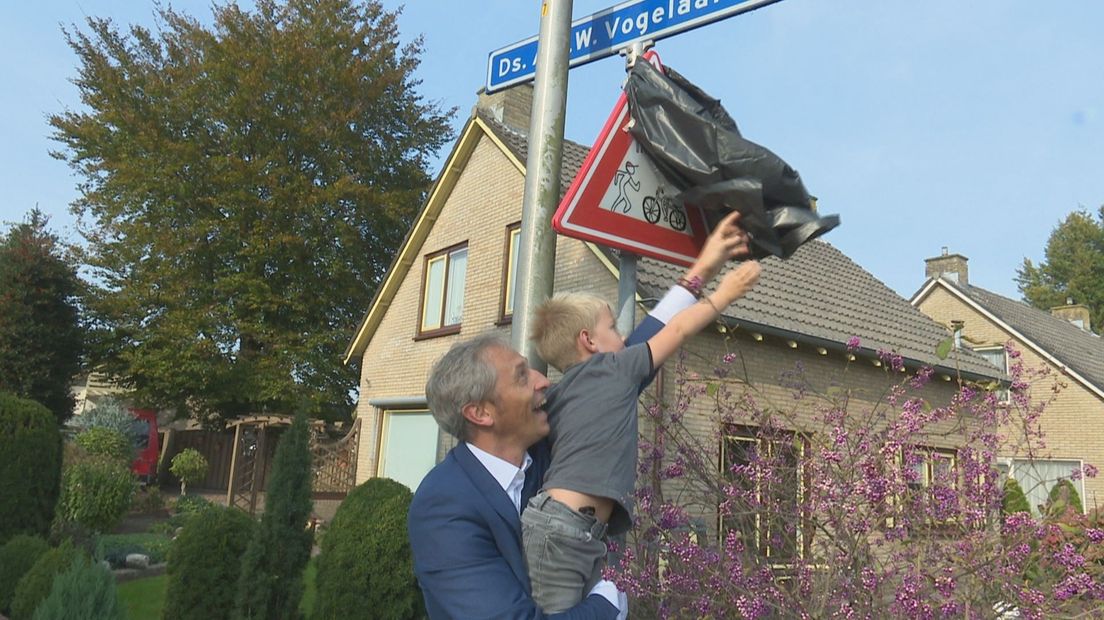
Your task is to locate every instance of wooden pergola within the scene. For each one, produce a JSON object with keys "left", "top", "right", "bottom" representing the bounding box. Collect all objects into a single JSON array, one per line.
[{"left": 225, "top": 415, "right": 361, "bottom": 515}]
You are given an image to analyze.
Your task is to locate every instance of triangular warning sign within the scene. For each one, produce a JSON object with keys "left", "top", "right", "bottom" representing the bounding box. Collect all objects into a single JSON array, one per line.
[{"left": 553, "top": 51, "right": 709, "bottom": 268}]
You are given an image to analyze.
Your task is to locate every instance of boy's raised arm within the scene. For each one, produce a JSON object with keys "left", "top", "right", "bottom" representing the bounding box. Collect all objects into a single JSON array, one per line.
[{"left": 646, "top": 259, "right": 761, "bottom": 369}]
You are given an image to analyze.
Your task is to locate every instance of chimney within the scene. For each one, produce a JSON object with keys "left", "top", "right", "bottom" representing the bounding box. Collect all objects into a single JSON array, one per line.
[
  {"left": 474, "top": 84, "right": 534, "bottom": 133},
  {"left": 1051, "top": 300, "right": 1092, "bottom": 332},
  {"left": 924, "top": 247, "right": 969, "bottom": 285}
]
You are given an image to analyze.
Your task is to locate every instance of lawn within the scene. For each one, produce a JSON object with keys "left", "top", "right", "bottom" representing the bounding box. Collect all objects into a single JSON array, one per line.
[
  {"left": 117, "top": 574, "right": 167, "bottom": 619},
  {"left": 116, "top": 558, "right": 318, "bottom": 619}
]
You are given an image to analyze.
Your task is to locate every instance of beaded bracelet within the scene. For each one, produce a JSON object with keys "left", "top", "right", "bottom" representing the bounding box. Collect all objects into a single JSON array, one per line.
[{"left": 676, "top": 275, "right": 703, "bottom": 299}]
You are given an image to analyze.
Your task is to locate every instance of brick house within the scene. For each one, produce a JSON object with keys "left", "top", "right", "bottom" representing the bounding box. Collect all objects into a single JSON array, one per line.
[
  {"left": 913, "top": 251, "right": 1104, "bottom": 514},
  {"left": 343, "top": 87, "right": 1000, "bottom": 546}
]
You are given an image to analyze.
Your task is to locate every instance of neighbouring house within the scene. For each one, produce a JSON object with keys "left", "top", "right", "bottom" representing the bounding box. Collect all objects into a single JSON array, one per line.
[
  {"left": 912, "top": 249, "right": 1104, "bottom": 514},
  {"left": 344, "top": 83, "right": 1003, "bottom": 553}
]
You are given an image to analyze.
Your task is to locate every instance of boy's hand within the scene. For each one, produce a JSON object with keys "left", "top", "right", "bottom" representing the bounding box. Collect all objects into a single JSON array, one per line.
[
  {"left": 689, "top": 211, "right": 752, "bottom": 282},
  {"left": 714, "top": 260, "right": 761, "bottom": 306}
]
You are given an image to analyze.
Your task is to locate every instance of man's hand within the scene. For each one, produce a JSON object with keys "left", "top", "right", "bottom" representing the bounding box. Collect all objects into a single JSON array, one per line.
[{"left": 687, "top": 211, "right": 751, "bottom": 283}]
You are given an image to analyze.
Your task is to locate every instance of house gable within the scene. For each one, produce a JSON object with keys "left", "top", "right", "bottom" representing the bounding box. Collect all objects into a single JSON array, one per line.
[
  {"left": 912, "top": 278, "right": 1104, "bottom": 401},
  {"left": 343, "top": 117, "right": 526, "bottom": 366}
]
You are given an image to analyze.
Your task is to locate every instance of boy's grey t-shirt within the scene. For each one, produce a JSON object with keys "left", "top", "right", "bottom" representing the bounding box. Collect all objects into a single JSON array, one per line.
[{"left": 542, "top": 343, "right": 653, "bottom": 535}]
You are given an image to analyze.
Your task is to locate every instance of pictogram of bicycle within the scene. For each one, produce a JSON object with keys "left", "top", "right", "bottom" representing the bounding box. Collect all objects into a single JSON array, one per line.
[{"left": 641, "top": 187, "right": 687, "bottom": 231}]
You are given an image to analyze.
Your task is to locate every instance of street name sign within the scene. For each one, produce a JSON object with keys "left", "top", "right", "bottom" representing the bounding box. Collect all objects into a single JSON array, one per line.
[
  {"left": 486, "top": 0, "right": 783, "bottom": 92},
  {"left": 552, "top": 52, "right": 709, "bottom": 268}
]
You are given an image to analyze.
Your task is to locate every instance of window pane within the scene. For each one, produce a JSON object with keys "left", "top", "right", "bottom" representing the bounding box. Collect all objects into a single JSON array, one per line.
[
  {"left": 422, "top": 256, "right": 445, "bottom": 330},
  {"left": 506, "top": 228, "right": 521, "bottom": 315},
  {"left": 1012, "top": 459, "right": 1081, "bottom": 516},
  {"left": 379, "top": 411, "right": 439, "bottom": 492},
  {"left": 445, "top": 248, "right": 467, "bottom": 326},
  {"left": 976, "top": 348, "right": 1006, "bottom": 372}
]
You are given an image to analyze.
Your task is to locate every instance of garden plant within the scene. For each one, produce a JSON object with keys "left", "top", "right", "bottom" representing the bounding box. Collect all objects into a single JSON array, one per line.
[
  {"left": 169, "top": 448, "right": 208, "bottom": 496},
  {"left": 312, "top": 477, "right": 422, "bottom": 620},
  {"left": 616, "top": 340, "right": 1102, "bottom": 619},
  {"left": 0, "top": 392, "right": 61, "bottom": 544}
]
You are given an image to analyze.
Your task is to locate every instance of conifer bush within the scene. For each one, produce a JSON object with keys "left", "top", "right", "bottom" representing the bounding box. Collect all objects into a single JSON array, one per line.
[
  {"left": 163, "top": 505, "right": 255, "bottom": 620},
  {"left": 235, "top": 414, "right": 313, "bottom": 619},
  {"left": 9, "top": 541, "right": 81, "bottom": 620},
  {"left": 1046, "top": 478, "right": 1084, "bottom": 516},
  {"left": 312, "top": 478, "right": 421, "bottom": 620},
  {"left": 30, "top": 555, "right": 124, "bottom": 620},
  {"left": 1001, "top": 477, "right": 1032, "bottom": 515},
  {"left": 0, "top": 535, "right": 49, "bottom": 615},
  {"left": 56, "top": 455, "right": 137, "bottom": 533},
  {"left": 0, "top": 392, "right": 62, "bottom": 544}
]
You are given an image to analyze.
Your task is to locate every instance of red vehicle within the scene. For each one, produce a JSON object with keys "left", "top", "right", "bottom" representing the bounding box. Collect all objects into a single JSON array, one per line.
[{"left": 129, "top": 408, "right": 160, "bottom": 482}]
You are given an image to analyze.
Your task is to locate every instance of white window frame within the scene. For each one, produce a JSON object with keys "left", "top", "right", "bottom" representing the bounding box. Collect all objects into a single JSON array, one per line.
[{"left": 376, "top": 408, "right": 439, "bottom": 492}]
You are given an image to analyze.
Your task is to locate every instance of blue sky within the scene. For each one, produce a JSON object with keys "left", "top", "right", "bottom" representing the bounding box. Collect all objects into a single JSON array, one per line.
[{"left": 2, "top": 0, "right": 1102, "bottom": 300}]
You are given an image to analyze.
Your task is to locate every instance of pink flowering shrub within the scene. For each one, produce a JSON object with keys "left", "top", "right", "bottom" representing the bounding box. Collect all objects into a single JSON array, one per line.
[{"left": 616, "top": 342, "right": 1102, "bottom": 619}]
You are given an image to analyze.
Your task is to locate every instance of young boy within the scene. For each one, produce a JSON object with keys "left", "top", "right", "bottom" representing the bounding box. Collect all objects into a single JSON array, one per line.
[{"left": 523, "top": 211, "right": 761, "bottom": 613}]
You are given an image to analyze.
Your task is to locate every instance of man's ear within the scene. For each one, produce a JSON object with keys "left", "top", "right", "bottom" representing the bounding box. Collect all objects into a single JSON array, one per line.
[
  {"left": 577, "top": 328, "right": 598, "bottom": 354},
  {"left": 462, "top": 401, "right": 494, "bottom": 429}
]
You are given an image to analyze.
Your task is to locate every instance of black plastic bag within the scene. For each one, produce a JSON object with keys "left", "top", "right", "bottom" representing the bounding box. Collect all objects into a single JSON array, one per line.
[{"left": 625, "top": 59, "right": 839, "bottom": 259}]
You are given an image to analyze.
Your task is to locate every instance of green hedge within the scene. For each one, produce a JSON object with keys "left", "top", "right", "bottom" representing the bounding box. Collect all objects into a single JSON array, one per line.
[
  {"left": 312, "top": 478, "right": 422, "bottom": 620},
  {"left": 0, "top": 535, "right": 50, "bottom": 615},
  {"left": 56, "top": 455, "right": 137, "bottom": 533},
  {"left": 31, "top": 555, "right": 125, "bottom": 620},
  {"left": 0, "top": 392, "right": 61, "bottom": 544},
  {"left": 163, "top": 506, "right": 255, "bottom": 620},
  {"left": 9, "top": 542, "right": 82, "bottom": 620},
  {"left": 74, "top": 427, "right": 133, "bottom": 464}
]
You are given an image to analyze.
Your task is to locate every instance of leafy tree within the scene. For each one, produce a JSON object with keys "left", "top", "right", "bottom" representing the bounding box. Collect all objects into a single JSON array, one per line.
[
  {"left": 0, "top": 392, "right": 62, "bottom": 545},
  {"left": 0, "top": 210, "right": 83, "bottom": 425},
  {"left": 164, "top": 505, "right": 255, "bottom": 620},
  {"left": 49, "top": 0, "right": 453, "bottom": 423},
  {"left": 235, "top": 413, "right": 313, "bottom": 619},
  {"left": 1017, "top": 207, "right": 1104, "bottom": 333},
  {"left": 170, "top": 448, "right": 209, "bottom": 495}
]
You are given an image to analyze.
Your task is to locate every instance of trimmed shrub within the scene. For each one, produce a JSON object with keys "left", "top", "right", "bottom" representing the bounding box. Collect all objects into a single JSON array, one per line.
[
  {"left": 9, "top": 541, "right": 82, "bottom": 620},
  {"left": 56, "top": 455, "right": 137, "bottom": 533},
  {"left": 31, "top": 555, "right": 124, "bottom": 620},
  {"left": 0, "top": 535, "right": 49, "bottom": 615},
  {"left": 164, "top": 506, "right": 255, "bottom": 620},
  {"left": 1002, "top": 477, "right": 1031, "bottom": 515},
  {"left": 235, "top": 414, "right": 314, "bottom": 619},
  {"left": 170, "top": 448, "right": 208, "bottom": 495},
  {"left": 74, "top": 427, "right": 133, "bottom": 464},
  {"left": 0, "top": 392, "right": 62, "bottom": 544},
  {"left": 312, "top": 478, "right": 422, "bottom": 620},
  {"left": 1046, "top": 478, "right": 1084, "bottom": 516}
]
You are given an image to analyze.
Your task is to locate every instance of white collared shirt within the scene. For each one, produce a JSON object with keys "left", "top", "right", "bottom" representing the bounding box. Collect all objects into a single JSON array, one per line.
[{"left": 466, "top": 443, "right": 532, "bottom": 515}]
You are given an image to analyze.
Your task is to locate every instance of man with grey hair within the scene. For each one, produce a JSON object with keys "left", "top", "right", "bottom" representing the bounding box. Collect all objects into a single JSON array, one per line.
[{"left": 408, "top": 215, "right": 752, "bottom": 618}]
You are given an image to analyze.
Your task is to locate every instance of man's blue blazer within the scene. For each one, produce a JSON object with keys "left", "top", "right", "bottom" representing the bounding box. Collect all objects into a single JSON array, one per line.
[{"left": 408, "top": 314, "right": 665, "bottom": 619}]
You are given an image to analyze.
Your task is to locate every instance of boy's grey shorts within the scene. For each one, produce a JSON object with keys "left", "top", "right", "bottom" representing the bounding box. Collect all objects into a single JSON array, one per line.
[{"left": 521, "top": 491, "right": 609, "bottom": 614}]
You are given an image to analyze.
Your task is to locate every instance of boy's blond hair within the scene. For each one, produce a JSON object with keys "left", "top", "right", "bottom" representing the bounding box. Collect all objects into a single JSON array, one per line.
[{"left": 531, "top": 292, "right": 609, "bottom": 372}]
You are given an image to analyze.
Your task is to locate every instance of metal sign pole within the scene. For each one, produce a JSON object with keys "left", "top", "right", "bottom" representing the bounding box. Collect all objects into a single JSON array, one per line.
[
  {"left": 615, "top": 41, "right": 648, "bottom": 338},
  {"left": 511, "top": 0, "right": 574, "bottom": 372}
]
